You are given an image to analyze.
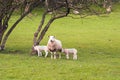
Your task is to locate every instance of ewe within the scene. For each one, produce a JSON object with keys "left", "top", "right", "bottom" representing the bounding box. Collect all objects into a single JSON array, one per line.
[{"left": 47, "top": 36, "right": 62, "bottom": 59}]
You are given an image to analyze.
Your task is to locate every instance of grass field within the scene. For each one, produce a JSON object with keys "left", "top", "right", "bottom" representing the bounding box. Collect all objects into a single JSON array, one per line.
[{"left": 0, "top": 4, "right": 120, "bottom": 80}]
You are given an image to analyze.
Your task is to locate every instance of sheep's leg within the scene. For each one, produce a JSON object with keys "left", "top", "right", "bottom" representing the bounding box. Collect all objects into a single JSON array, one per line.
[
  {"left": 73, "top": 55, "right": 77, "bottom": 60},
  {"left": 45, "top": 51, "right": 48, "bottom": 58},
  {"left": 54, "top": 52, "right": 56, "bottom": 59},
  {"left": 51, "top": 52, "right": 53, "bottom": 59},
  {"left": 73, "top": 53, "right": 77, "bottom": 60},
  {"left": 37, "top": 49, "right": 42, "bottom": 57},
  {"left": 37, "top": 50, "right": 40, "bottom": 56},
  {"left": 59, "top": 53, "right": 61, "bottom": 59},
  {"left": 66, "top": 53, "right": 69, "bottom": 59},
  {"left": 38, "top": 51, "right": 42, "bottom": 57}
]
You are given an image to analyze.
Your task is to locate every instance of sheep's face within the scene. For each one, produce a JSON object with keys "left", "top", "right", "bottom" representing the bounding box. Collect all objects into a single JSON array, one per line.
[{"left": 49, "top": 36, "right": 55, "bottom": 42}]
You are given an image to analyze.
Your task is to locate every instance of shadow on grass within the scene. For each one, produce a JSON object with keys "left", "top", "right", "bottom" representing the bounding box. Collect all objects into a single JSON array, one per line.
[{"left": 0, "top": 49, "right": 24, "bottom": 54}]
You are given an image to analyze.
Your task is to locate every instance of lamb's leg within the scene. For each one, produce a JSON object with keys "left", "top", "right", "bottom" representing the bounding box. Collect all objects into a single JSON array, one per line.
[
  {"left": 37, "top": 49, "right": 42, "bottom": 56},
  {"left": 38, "top": 51, "right": 42, "bottom": 57},
  {"left": 51, "top": 52, "right": 53, "bottom": 59},
  {"left": 73, "top": 53, "right": 77, "bottom": 60},
  {"left": 37, "top": 50, "right": 40, "bottom": 56},
  {"left": 45, "top": 51, "right": 48, "bottom": 58},
  {"left": 66, "top": 53, "right": 69, "bottom": 59},
  {"left": 59, "top": 53, "right": 61, "bottom": 59}
]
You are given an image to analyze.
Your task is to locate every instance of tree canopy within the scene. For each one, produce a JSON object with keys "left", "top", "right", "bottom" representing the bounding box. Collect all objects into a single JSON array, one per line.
[{"left": 0, "top": 0, "right": 112, "bottom": 51}]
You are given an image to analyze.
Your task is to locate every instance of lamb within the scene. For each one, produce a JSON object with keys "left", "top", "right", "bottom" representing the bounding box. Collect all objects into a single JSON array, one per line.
[
  {"left": 62, "top": 48, "right": 77, "bottom": 60},
  {"left": 33, "top": 45, "right": 48, "bottom": 57},
  {"left": 47, "top": 36, "right": 62, "bottom": 59}
]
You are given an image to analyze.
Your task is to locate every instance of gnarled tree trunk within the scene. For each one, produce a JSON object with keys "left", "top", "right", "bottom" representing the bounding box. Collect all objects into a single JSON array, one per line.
[{"left": 0, "top": 0, "right": 42, "bottom": 51}]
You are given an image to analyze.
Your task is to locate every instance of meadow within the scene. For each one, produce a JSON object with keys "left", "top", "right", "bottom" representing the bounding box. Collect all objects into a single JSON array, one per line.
[{"left": 0, "top": 4, "right": 120, "bottom": 80}]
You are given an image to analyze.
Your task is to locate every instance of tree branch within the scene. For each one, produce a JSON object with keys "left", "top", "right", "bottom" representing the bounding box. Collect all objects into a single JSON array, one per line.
[
  {"left": 0, "top": 0, "right": 40, "bottom": 50},
  {"left": 33, "top": 10, "right": 48, "bottom": 46},
  {"left": 36, "top": 13, "right": 68, "bottom": 45}
]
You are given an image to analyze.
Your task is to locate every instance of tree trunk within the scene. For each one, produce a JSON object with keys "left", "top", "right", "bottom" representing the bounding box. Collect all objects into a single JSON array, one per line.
[
  {"left": 0, "top": 31, "right": 3, "bottom": 45},
  {"left": 0, "top": 11, "right": 31, "bottom": 50},
  {"left": 0, "top": 20, "right": 3, "bottom": 44},
  {"left": 0, "top": 26, "right": 7, "bottom": 50},
  {"left": 0, "top": 33, "right": 4, "bottom": 50},
  {"left": 0, "top": 0, "right": 42, "bottom": 51},
  {"left": 33, "top": 11, "right": 48, "bottom": 46},
  {"left": 36, "top": 17, "right": 55, "bottom": 45}
]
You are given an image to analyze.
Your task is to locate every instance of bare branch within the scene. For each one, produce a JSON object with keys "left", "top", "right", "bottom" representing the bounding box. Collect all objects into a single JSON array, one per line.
[
  {"left": 33, "top": 10, "right": 48, "bottom": 46},
  {"left": 0, "top": 0, "right": 41, "bottom": 50}
]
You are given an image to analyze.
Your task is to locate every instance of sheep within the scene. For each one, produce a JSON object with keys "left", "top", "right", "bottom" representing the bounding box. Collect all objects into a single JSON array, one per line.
[
  {"left": 73, "top": 10, "right": 79, "bottom": 14},
  {"left": 62, "top": 48, "right": 77, "bottom": 60},
  {"left": 47, "top": 36, "right": 62, "bottom": 59},
  {"left": 33, "top": 45, "right": 48, "bottom": 57},
  {"left": 106, "top": 5, "right": 112, "bottom": 14}
]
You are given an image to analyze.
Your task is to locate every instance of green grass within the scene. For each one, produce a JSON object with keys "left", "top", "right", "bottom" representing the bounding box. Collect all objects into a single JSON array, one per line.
[{"left": 0, "top": 4, "right": 120, "bottom": 80}]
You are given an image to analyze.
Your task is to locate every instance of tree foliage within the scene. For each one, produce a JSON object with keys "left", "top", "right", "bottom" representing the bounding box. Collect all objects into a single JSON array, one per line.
[
  {"left": 0, "top": 0, "right": 42, "bottom": 50},
  {"left": 33, "top": 0, "right": 112, "bottom": 46},
  {"left": 0, "top": 0, "right": 112, "bottom": 51}
]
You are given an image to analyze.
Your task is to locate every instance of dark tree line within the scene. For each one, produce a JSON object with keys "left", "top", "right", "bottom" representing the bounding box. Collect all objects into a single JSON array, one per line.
[{"left": 0, "top": 0, "right": 112, "bottom": 51}]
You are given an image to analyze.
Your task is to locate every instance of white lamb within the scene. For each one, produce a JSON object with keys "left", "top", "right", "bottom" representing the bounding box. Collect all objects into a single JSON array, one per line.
[
  {"left": 62, "top": 48, "right": 77, "bottom": 60},
  {"left": 33, "top": 45, "right": 48, "bottom": 57},
  {"left": 47, "top": 36, "right": 62, "bottom": 59}
]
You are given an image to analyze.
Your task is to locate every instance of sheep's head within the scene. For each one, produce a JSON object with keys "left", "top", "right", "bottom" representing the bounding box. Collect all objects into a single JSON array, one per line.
[{"left": 48, "top": 36, "right": 55, "bottom": 42}]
